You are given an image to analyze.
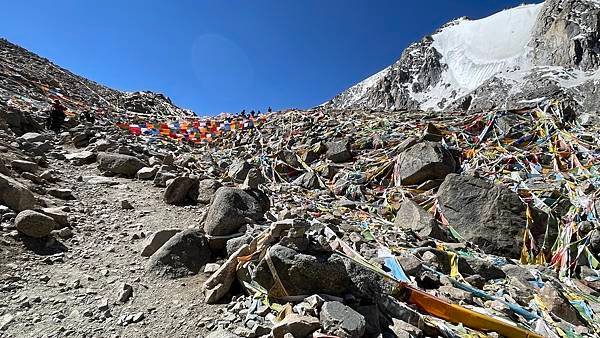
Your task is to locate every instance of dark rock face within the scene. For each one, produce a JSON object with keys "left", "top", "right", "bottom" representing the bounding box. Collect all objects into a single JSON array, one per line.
[
  {"left": 327, "top": 36, "right": 439, "bottom": 111},
  {"left": 147, "top": 229, "right": 212, "bottom": 278},
  {"left": 203, "top": 187, "right": 268, "bottom": 237},
  {"left": 396, "top": 142, "right": 456, "bottom": 186},
  {"left": 530, "top": 0, "right": 600, "bottom": 71},
  {"left": 437, "top": 174, "right": 547, "bottom": 258},
  {"left": 97, "top": 153, "right": 146, "bottom": 177}
]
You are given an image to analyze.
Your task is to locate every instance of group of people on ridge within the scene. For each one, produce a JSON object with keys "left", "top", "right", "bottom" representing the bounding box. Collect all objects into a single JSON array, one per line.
[{"left": 46, "top": 99, "right": 97, "bottom": 133}]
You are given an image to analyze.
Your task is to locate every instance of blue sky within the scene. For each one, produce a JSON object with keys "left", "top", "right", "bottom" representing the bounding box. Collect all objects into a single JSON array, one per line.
[{"left": 0, "top": 1, "right": 533, "bottom": 115}]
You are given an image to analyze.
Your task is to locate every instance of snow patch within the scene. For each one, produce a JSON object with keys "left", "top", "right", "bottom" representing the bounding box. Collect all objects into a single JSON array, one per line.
[{"left": 431, "top": 4, "right": 542, "bottom": 92}]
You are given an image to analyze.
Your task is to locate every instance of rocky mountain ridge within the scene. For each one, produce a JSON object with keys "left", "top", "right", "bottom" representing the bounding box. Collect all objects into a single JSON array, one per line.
[
  {"left": 0, "top": 38, "right": 194, "bottom": 119},
  {"left": 328, "top": 0, "right": 600, "bottom": 114}
]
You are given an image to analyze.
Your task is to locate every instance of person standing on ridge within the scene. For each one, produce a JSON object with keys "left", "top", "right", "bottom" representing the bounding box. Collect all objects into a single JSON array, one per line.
[{"left": 48, "top": 99, "right": 66, "bottom": 133}]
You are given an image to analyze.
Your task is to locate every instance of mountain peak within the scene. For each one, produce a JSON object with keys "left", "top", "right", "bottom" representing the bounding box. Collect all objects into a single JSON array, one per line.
[{"left": 327, "top": 0, "right": 600, "bottom": 114}]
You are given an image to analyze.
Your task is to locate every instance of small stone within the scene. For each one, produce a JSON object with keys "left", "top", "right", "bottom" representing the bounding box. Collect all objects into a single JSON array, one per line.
[
  {"left": 204, "top": 263, "right": 221, "bottom": 274},
  {"left": 117, "top": 283, "right": 133, "bottom": 303},
  {"left": 320, "top": 301, "right": 365, "bottom": 338},
  {"left": 121, "top": 199, "right": 134, "bottom": 210}
]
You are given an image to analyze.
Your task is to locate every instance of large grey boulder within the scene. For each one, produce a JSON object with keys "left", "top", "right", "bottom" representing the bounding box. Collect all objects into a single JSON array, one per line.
[
  {"left": 97, "top": 152, "right": 146, "bottom": 177},
  {"left": 228, "top": 159, "right": 252, "bottom": 182},
  {"left": 0, "top": 173, "right": 36, "bottom": 211},
  {"left": 396, "top": 142, "right": 455, "bottom": 186},
  {"left": 394, "top": 199, "right": 448, "bottom": 241},
  {"left": 15, "top": 210, "right": 56, "bottom": 238},
  {"left": 325, "top": 139, "right": 352, "bottom": 163},
  {"left": 197, "top": 179, "right": 222, "bottom": 204},
  {"left": 437, "top": 174, "right": 546, "bottom": 258},
  {"left": 251, "top": 244, "right": 393, "bottom": 301},
  {"left": 204, "top": 187, "right": 269, "bottom": 237},
  {"left": 147, "top": 229, "right": 212, "bottom": 278},
  {"left": 320, "top": 301, "right": 366, "bottom": 338},
  {"left": 163, "top": 176, "right": 199, "bottom": 205}
]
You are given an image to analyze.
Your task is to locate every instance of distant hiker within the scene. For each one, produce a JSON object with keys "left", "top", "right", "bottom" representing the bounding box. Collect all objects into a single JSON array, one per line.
[
  {"left": 48, "top": 100, "right": 66, "bottom": 133},
  {"left": 267, "top": 107, "right": 272, "bottom": 113}
]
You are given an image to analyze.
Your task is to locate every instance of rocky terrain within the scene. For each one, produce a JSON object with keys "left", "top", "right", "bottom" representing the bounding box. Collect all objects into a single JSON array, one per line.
[
  {"left": 327, "top": 0, "right": 600, "bottom": 114},
  {"left": 2, "top": 1, "right": 600, "bottom": 337}
]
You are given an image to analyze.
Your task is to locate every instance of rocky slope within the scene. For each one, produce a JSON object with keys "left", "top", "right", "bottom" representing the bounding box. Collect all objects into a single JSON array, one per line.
[
  {"left": 0, "top": 38, "right": 194, "bottom": 119},
  {"left": 327, "top": 0, "right": 600, "bottom": 114}
]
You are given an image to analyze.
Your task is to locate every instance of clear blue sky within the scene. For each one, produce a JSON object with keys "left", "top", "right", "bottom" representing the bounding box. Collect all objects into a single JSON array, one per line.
[{"left": 0, "top": 1, "right": 534, "bottom": 115}]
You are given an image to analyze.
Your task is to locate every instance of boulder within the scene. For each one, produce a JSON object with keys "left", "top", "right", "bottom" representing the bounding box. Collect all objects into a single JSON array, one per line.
[
  {"left": 228, "top": 159, "right": 252, "bottom": 182},
  {"left": 140, "top": 229, "right": 181, "bottom": 257},
  {"left": 147, "top": 229, "right": 212, "bottom": 278},
  {"left": 11, "top": 160, "right": 39, "bottom": 174},
  {"left": 48, "top": 188, "right": 75, "bottom": 200},
  {"left": 97, "top": 152, "right": 146, "bottom": 177},
  {"left": 437, "top": 174, "right": 546, "bottom": 258},
  {"left": 293, "top": 171, "right": 321, "bottom": 189},
  {"left": 325, "top": 139, "right": 352, "bottom": 163},
  {"left": 320, "top": 301, "right": 366, "bottom": 338},
  {"left": 272, "top": 314, "right": 320, "bottom": 338},
  {"left": 394, "top": 199, "right": 448, "bottom": 241},
  {"left": 540, "top": 283, "right": 583, "bottom": 325},
  {"left": 65, "top": 151, "right": 97, "bottom": 165},
  {"left": 153, "top": 165, "right": 178, "bottom": 187},
  {"left": 197, "top": 179, "right": 222, "bottom": 204},
  {"left": 396, "top": 142, "right": 455, "bottom": 186},
  {"left": 19, "top": 132, "right": 46, "bottom": 143},
  {"left": 204, "top": 187, "right": 269, "bottom": 237},
  {"left": 136, "top": 166, "right": 159, "bottom": 180},
  {"left": 243, "top": 168, "right": 265, "bottom": 189},
  {"left": 0, "top": 173, "right": 36, "bottom": 211},
  {"left": 163, "top": 176, "right": 199, "bottom": 205},
  {"left": 41, "top": 207, "right": 69, "bottom": 228},
  {"left": 15, "top": 210, "right": 57, "bottom": 238},
  {"left": 251, "top": 244, "right": 392, "bottom": 301}
]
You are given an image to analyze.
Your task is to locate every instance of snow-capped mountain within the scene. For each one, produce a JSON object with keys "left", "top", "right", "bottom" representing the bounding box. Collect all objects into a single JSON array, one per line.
[{"left": 327, "top": 0, "right": 600, "bottom": 113}]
